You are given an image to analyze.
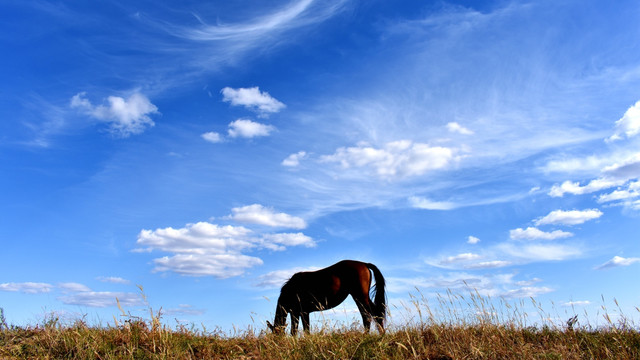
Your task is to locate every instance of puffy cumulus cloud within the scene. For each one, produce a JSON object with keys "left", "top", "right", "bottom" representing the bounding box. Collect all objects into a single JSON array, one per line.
[
  {"left": 0, "top": 282, "right": 54, "bottom": 294},
  {"left": 70, "top": 92, "right": 158, "bottom": 137},
  {"left": 136, "top": 222, "right": 254, "bottom": 254},
  {"left": 221, "top": 87, "right": 285, "bottom": 115},
  {"left": 509, "top": 227, "right": 573, "bottom": 241},
  {"left": 152, "top": 253, "right": 263, "bottom": 278},
  {"left": 227, "top": 204, "right": 307, "bottom": 229},
  {"left": 446, "top": 122, "right": 474, "bottom": 135},
  {"left": 228, "top": 119, "right": 275, "bottom": 138},
  {"left": 136, "top": 213, "right": 314, "bottom": 278},
  {"left": 595, "top": 256, "right": 640, "bottom": 270},
  {"left": 136, "top": 222, "right": 260, "bottom": 278},
  {"left": 535, "top": 209, "right": 603, "bottom": 226},
  {"left": 608, "top": 100, "right": 640, "bottom": 141},
  {"left": 282, "top": 151, "right": 307, "bottom": 167},
  {"left": 321, "top": 140, "right": 459, "bottom": 179},
  {"left": 467, "top": 236, "right": 481, "bottom": 244},
  {"left": 201, "top": 131, "right": 223, "bottom": 143}
]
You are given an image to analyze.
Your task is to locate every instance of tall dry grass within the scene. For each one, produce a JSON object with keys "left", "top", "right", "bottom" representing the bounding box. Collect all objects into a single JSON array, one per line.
[{"left": 1, "top": 288, "right": 638, "bottom": 359}]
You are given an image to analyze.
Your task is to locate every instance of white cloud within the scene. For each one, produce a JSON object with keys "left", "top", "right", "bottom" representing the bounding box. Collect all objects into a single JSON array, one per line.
[
  {"left": 409, "top": 196, "right": 457, "bottom": 210},
  {"left": 467, "top": 236, "right": 480, "bottom": 244},
  {"left": 535, "top": 209, "right": 603, "bottom": 226},
  {"left": 446, "top": 122, "right": 474, "bottom": 135},
  {"left": 499, "top": 243, "right": 582, "bottom": 262},
  {"left": 0, "top": 282, "right": 53, "bottom": 294},
  {"left": 389, "top": 273, "right": 551, "bottom": 299},
  {"left": 509, "top": 227, "right": 573, "bottom": 241},
  {"left": 227, "top": 204, "right": 307, "bottom": 229},
  {"left": 59, "top": 291, "right": 144, "bottom": 308},
  {"left": 502, "top": 286, "right": 554, "bottom": 299},
  {"left": 97, "top": 276, "right": 131, "bottom": 284},
  {"left": 152, "top": 253, "right": 263, "bottom": 278},
  {"left": 58, "top": 282, "right": 92, "bottom": 293},
  {"left": 321, "top": 140, "right": 459, "bottom": 179},
  {"left": 598, "top": 184, "right": 640, "bottom": 203},
  {"left": 70, "top": 92, "right": 158, "bottom": 137},
  {"left": 201, "top": 131, "right": 223, "bottom": 143},
  {"left": 228, "top": 119, "right": 275, "bottom": 138},
  {"left": 549, "top": 178, "right": 626, "bottom": 197},
  {"left": 136, "top": 222, "right": 261, "bottom": 278},
  {"left": 440, "top": 252, "right": 481, "bottom": 264},
  {"left": 261, "top": 233, "right": 316, "bottom": 251},
  {"left": 562, "top": 300, "right": 591, "bottom": 307},
  {"left": 136, "top": 211, "right": 313, "bottom": 277},
  {"left": 602, "top": 154, "right": 640, "bottom": 179},
  {"left": 464, "top": 260, "right": 511, "bottom": 269},
  {"left": 221, "top": 87, "right": 285, "bottom": 115},
  {"left": 282, "top": 151, "right": 307, "bottom": 167},
  {"left": 136, "top": 222, "right": 254, "bottom": 254},
  {"left": 595, "top": 256, "right": 640, "bottom": 270},
  {"left": 608, "top": 100, "right": 640, "bottom": 141}
]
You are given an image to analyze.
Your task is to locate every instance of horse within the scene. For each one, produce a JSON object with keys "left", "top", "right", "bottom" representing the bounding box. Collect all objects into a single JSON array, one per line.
[{"left": 267, "top": 260, "right": 386, "bottom": 335}]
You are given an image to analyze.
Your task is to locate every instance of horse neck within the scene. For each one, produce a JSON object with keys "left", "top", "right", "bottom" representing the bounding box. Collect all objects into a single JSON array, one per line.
[{"left": 274, "top": 297, "right": 288, "bottom": 327}]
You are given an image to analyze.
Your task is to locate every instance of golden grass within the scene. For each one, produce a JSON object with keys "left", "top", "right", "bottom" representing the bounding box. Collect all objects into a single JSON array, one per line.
[{"left": 1, "top": 289, "right": 638, "bottom": 359}]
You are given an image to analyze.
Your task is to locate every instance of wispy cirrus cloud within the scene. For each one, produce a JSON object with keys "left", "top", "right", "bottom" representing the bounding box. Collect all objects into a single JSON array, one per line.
[
  {"left": 509, "top": 227, "right": 573, "bottom": 241},
  {"left": 535, "top": 209, "right": 603, "bottom": 226},
  {"left": 0, "top": 282, "right": 54, "bottom": 294},
  {"left": 595, "top": 256, "right": 640, "bottom": 270}
]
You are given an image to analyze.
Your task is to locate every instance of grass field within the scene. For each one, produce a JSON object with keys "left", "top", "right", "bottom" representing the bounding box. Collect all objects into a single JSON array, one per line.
[{"left": 1, "top": 290, "right": 638, "bottom": 359}]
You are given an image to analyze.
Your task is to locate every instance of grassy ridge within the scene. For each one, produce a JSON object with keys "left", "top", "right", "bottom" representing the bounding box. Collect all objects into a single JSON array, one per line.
[
  {"left": 1, "top": 291, "right": 639, "bottom": 359},
  {"left": 2, "top": 321, "right": 639, "bottom": 359}
]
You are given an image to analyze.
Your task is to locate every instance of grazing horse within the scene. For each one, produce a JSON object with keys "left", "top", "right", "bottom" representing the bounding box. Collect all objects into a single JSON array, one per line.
[{"left": 267, "top": 260, "right": 386, "bottom": 335}]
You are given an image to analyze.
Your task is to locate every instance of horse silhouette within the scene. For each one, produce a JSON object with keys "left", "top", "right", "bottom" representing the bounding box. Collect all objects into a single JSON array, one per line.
[{"left": 267, "top": 260, "right": 386, "bottom": 335}]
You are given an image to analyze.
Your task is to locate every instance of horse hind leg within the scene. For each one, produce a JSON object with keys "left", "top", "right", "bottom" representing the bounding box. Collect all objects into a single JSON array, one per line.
[{"left": 352, "top": 296, "right": 373, "bottom": 332}]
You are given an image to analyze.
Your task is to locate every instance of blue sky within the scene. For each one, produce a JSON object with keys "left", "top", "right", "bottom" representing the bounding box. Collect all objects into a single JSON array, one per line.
[{"left": 1, "top": 0, "right": 639, "bottom": 330}]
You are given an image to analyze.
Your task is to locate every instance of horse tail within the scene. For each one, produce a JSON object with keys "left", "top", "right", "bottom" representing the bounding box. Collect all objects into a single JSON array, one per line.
[{"left": 366, "top": 263, "right": 387, "bottom": 324}]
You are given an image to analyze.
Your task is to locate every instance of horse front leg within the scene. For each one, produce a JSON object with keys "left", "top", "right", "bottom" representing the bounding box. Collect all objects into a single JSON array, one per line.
[
  {"left": 290, "top": 312, "right": 300, "bottom": 336},
  {"left": 301, "top": 312, "right": 310, "bottom": 334}
]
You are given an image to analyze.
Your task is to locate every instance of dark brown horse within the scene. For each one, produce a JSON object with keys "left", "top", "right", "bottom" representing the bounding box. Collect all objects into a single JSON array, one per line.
[{"left": 267, "top": 260, "right": 386, "bottom": 335}]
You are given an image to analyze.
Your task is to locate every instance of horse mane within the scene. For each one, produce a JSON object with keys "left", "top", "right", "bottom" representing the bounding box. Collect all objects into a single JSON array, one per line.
[{"left": 280, "top": 272, "right": 304, "bottom": 293}]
